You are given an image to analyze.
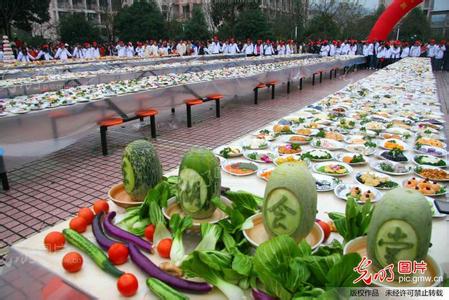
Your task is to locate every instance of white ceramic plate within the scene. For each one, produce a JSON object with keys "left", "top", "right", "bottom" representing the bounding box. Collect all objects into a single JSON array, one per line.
[{"left": 313, "top": 161, "right": 353, "bottom": 177}]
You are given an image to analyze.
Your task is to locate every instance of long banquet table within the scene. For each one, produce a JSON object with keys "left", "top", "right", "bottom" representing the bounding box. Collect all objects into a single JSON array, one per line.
[
  {"left": 0, "top": 56, "right": 365, "bottom": 171},
  {"left": 0, "top": 54, "right": 318, "bottom": 98},
  {"left": 1, "top": 57, "right": 448, "bottom": 300}
]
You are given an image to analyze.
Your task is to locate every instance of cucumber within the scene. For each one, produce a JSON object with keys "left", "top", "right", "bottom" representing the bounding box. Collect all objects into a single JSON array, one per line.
[
  {"left": 146, "top": 278, "right": 190, "bottom": 300},
  {"left": 63, "top": 228, "right": 124, "bottom": 277}
]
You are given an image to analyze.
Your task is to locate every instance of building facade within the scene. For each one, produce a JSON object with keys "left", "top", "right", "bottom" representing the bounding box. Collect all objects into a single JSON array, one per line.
[{"left": 423, "top": 0, "right": 449, "bottom": 38}]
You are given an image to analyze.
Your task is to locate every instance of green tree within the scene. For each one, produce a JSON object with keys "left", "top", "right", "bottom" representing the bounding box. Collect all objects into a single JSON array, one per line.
[
  {"left": 165, "top": 20, "right": 184, "bottom": 40},
  {"left": 0, "top": 0, "right": 50, "bottom": 36},
  {"left": 211, "top": 0, "right": 259, "bottom": 37},
  {"left": 305, "top": 13, "right": 339, "bottom": 40},
  {"left": 396, "top": 8, "right": 431, "bottom": 41},
  {"left": 58, "top": 14, "right": 101, "bottom": 44},
  {"left": 234, "top": 8, "right": 272, "bottom": 41},
  {"left": 184, "top": 6, "right": 210, "bottom": 41},
  {"left": 347, "top": 5, "right": 385, "bottom": 40},
  {"left": 114, "top": 0, "right": 164, "bottom": 41}
]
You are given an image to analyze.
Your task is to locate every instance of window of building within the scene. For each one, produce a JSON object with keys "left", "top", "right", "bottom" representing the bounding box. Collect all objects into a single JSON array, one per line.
[
  {"left": 434, "top": 0, "right": 449, "bottom": 11},
  {"left": 58, "top": 11, "right": 70, "bottom": 20},
  {"left": 431, "top": 14, "right": 446, "bottom": 27},
  {"left": 87, "top": 0, "right": 97, "bottom": 10},
  {"left": 183, "top": 5, "right": 190, "bottom": 19},
  {"left": 57, "top": 0, "right": 70, "bottom": 9},
  {"left": 100, "top": 0, "right": 109, "bottom": 10},
  {"left": 72, "top": 0, "right": 84, "bottom": 9}
]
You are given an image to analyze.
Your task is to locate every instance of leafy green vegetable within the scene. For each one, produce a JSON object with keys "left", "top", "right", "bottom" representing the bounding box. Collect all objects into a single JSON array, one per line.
[
  {"left": 195, "top": 223, "right": 222, "bottom": 251},
  {"left": 169, "top": 214, "right": 193, "bottom": 266},
  {"left": 328, "top": 198, "right": 374, "bottom": 243}
]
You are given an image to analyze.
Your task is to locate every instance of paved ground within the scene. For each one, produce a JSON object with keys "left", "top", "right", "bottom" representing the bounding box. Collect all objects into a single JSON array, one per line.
[{"left": 4, "top": 68, "right": 448, "bottom": 266}]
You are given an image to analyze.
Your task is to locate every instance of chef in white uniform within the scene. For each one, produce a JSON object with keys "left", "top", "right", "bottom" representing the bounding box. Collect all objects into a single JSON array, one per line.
[
  {"left": 208, "top": 36, "right": 221, "bottom": 54},
  {"left": 91, "top": 41, "right": 100, "bottom": 58},
  {"left": 253, "top": 40, "right": 263, "bottom": 56},
  {"left": 135, "top": 42, "right": 145, "bottom": 57},
  {"left": 400, "top": 42, "right": 410, "bottom": 59},
  {"left": 263, "top": 40, "right": 274, "bottom": 56},
  {"left": 434, "top": 40, "right": 446, "bottom": 71},
  {"left": 36, "top": 45, "right": 53, "bottom": 60},
  {"left": 126, "top": 42, "right": 135, "bottom": 57},
  {"left": 286, "top": 40, "right": 294, "bottom": 55},
  {"left": 320, "top": 40, "right": 330, "bottom": 56},
  {"left": 349, "top": 40, "right": 357, "bottom": 55},
  {"left": 72, "top": 44, "right": 83, "bottom": 58},
  {"left": 390, "top": 41, "right": 401, "bottom": 62},
  {"left": 410, "top": 41, "right": 421, "bottom": 57},
  {"left": 227, "top": 38, "right": 240, "bottom": 55},
  {"left": 242, "top": 39, "right": 254, "bottom": 56},
  {"left": 116, "top": 41, "right": 127, "bottom": 57},
  {"left": 55, "top": 43, "right": 72, "bottom": 61},
  {"left": 176, "top": 40, "right": 187, "bottom": 56},
  {"left": 17, "top": 48, "right": 35, "bottom": 62},
  {"left": 427, "top": 39, "right": 437, "bottom": 69},
  {"left": 329, "top": 40, "right": 337, "bottom": 56},
  {"left": 277, "top": 41, "right": 286, "bottom": 55}
]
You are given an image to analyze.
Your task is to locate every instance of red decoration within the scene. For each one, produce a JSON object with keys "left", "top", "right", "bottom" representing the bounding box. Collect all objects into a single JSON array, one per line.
[{"left": 368, "top": 0, "right": 423, "bottom": 41}]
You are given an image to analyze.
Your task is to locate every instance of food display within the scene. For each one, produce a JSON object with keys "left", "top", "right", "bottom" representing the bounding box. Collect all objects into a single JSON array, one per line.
[
  {"left": 379, "top": 148, "right": 409, "bottom": 162},
  {"left": 216, "top": 146, "right": 242, "bottom": 158},
  {"left": 334, "top": 183, "right": 382, "bottom": 203},
  {"left": 302, "top": 149, "right": 333, "bottom": 161},
  {"left": 403, "top": 177, "right": 447, "bottom": 196},
  {"left": 275, "top": 143, "right": 302, "bottom": 155},
  {"left": 273, "top": 155, "right": 307, "bottom": 166},
  {"left": 244, "top": 151, "right": 276, "bottom": 163},
  {"left": 415, "top": 166, "right": 449, "bottom": 181},
  {"left": 414, "top": 155, "right": 447, "bottom": 167},
  {"left": 337, "top": 153, "right": 366, "bottom": 165},
  {"left": 355, "top": 171, "right": 399, "bottom": 190},
  {"left": 370, "top": 160, "right": 413, "bottom": 176},
  {"left": 222, "top": 160, "right": 258, "bottom": 176},
  {"left": 313, "top": 162, "right": 352, "bottom": 176}
]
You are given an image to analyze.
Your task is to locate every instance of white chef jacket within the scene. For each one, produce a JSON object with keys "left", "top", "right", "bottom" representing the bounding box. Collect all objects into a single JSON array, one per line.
[
  {"left": 92, "top": 47, "right": 100, "bottom": 58},
  {"left": 253, "top": 44, "right": 263, "bottom": 56},
  {"left": 126, "top": 46, "right": 135, "bottom": 57},
  {"left": 72, "top": 47, "right": 83, "bottom": 58},
  {"left": 208, "top": 42, "right": 221, "bottom": 54},
  {"left": 116, "top": 45, "right": 127, "bottom": 57},
  {"left": 55, "top": 48, "right": 72, "bottom": 60},
  {"left": 335, "top": 47, "right": 341, "bottom": 55},
  {"left": 320, "top": 45, "right": 330, "bottom": 56},
  {"left": 362, "top": 44, "right": 373, "bottom": 56},
  {"left": 263, "top": 44, "right": 274, "bottom": 55},
  {"left": 391, "top": 47, "right": 401, "bottom": 59},
  {"left": 409, "top": 46, "right": 421, "bottom": 57},
  {"left": 340, "top": 43, "right": 347, "bottom": 55},
  {"left": 36, "top": 50, "right": 53, "bottom": 60},
  {"left": 17, "top": 52, "right": 34, "bottom": 62},
  {"left": 277, "top": 45, "right": 286, "bottom": 55},
  {"left": 400, "top": 47, "right": 410, "bottom": 58},
  {"left": 243, "top": 43, "right": 254, "bottom": 55},
  {"left": 435, "top": 45, "right": 446, "bottom": 59},
  {"left": 383, "top": 48, "right": 392, "bottom": 59},
  {"left": 329, "top": 44, "right": 336, "bottom": 56},
  {"left": 376, "top": 47, "right": 385, "bottom": 59},
  {"left": 135, "top": 46, "right": 145, "bottom": 57},
  {"left": 227, "top": 43, "right": 240, "bottom": 54},
  {"left": 176, "top": 43, "right": 186, "bottom": 56},
  {"left": 427, "top": 45, "right": 436, "bottom": 57},
  {"left": 158, "top": 46, "right": 169, "bottom": 56},
  {"left": 81, "top": 48, "right": 91, "bottom": 58},
  {"left": 286, "top": 44, "right": 294, "bottom": 55},
  {"left": 349, "top": 45, "right": 357, "bottom": 55}
]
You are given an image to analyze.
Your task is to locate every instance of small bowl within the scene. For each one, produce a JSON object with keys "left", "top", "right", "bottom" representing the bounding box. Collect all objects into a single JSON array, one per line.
[
  {"left": 243, "top": 213, "right": 324, "bottom": 250},
  {"left": 108, "top": 183, "right": 143, "bottom": 208},
  {"left": 162, "top": 196, "right": 231, "bottom": 228},
  {"left": 344, "top": 236, "right": 443, "bottom": 287}
]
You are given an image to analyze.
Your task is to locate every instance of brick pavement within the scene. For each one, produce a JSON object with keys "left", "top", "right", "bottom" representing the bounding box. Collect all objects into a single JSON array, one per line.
[{"left": 1, "top": 69, "right": 373, "bottom": 263}]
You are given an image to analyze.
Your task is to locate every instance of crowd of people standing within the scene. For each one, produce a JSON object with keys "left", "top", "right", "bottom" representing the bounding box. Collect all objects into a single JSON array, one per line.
[
  {"left": 3, "top": 36, "right": 449, "bottom": 71},
  {"left": 306, "top": 39, "right": 448, "bottom": 71}
]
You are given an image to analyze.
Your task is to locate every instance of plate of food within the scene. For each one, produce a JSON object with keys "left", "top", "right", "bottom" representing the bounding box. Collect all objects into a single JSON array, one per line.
[
  {"left": 415, "top": 137, "right": 446, "bottom": 149},
  {"left": 413, "top": 155, "right": 448, "bottom": 168},
  {"left": 281, "top": 134, "right": 312, "bottom": 145},
  {"left": 275, "top": 143, "right": 302, "bottom": 156},
  {"left": 316, "top": 130, "right": 344, "bottom": 141},
  {"left": 273, "top": 155, "right": 309, "bottom": 167},
  {"left": 295, "top": 128, "right": 319, "bottom": 136},
  {"left": 414, "top": 166, "right": 449, "bottom": 182},
  {"left": 313, "top": 162, "right": 352, "bottom": 177},
  {"left": 370, "top": 160, "right": 413, "bottom": 176},
  {"left": 302, "top": 149, "right": 333, "bottom": 161},
  {"left": 336, "top": 153, "right": 367, "bottom": 165},
  {"left": 313, "top": 174, "right": 341, "bottom": 192},
  {"left": 346, "top": 144, "right": 377, "bottom": 156},
  {"left": 334, "top": 183, "right": 382, "bottom": 204},
  {"left": 311, "top": 138, "right": 344, "bottom": 150},
  {"left": 414, "top": 144, "right": 448, "bottom": 157},
  {"left": 365, "top": 121, "right": 385, "bottom": 132},
  {"left": 221, "top": 160, "right": 258, "bottom": 176},
  {"left": 354, "top": 171, "right": 399, "bottom": 190},
  {"left": 214, "top": 145, "right": 242, "bottom": 158},
  {"left": 344, "top": 135, "right": 367, "bottom": 145},
  {"left": 273, "top": 124, "right": 294, "bottom": 135},
  {"left": 257, "top": 167, "right": 275, "bottom": 181},
  {"left": 378, "top": 149, "right": 409, "bottom": 163},
  {"left": 403, "top": 177, "right": 448, "bottom": 197},
  {"left": 252, "top": 129, "right": 276, "bottom": 141},
  {"left": 243, "top": 150, "right": 277, "bottom": 163},
  {"left": 241, "top": 138, "right": 269, "bottom": 150},
  {"left": 381, "top": 139, "right": 409, "bottom": 151}
]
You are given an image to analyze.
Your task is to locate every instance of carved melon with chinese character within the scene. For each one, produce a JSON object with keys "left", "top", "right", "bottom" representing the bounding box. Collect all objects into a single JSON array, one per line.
[
  {"left": 367, "top": 188, "right": 432, "bottom": 270},
  {"left": 263, "top": 162, "right": 317, "bottom": 241},
  {"left": 177, "top": 148, "right": 221, "bottom": 219}
]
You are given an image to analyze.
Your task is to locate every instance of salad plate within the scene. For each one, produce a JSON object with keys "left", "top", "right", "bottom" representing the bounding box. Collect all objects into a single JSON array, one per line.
[
  {"left": 274, "top": 143, "right": 302, "bottom": 156},
  {"left": 313, "top": 162, "right": 353, "bottom": 177},
  {"left": 415, "top": 137, "right": 446, "bottom": 149},
  {"left": 302, "top": 149, "right": 333, "bottom": 161},
  {"left": 311, "top": 138, "right": 344, "bottom": 150},
  {"left": 214, "top": 145, "right": 243, "bottom": 158},
  {"left": 273, "top": 155, "right": 309, "bottom": 167},
  {"left": 336, "top": 152, "right": 367, "bottom": 165},
  {"left": 243, "top": 150, "right": 277, "bottom": 163},
  {"left": 378, "top": 149, "right": 409, "bottom": 163},
  {"left": 414, "top": 166, "right": 449, "bottom": 182},
  {"left": 345, "top": 144, "right": 377, "bottom": 156},
  {"left": 221, "top": 160, "right": 258, "bottom": 176},
  {"left": 370, "top": 160, "right": 413, "bottom": 176},
  {"left": 252, "top": 129, "right": 276, "bottom": 141},
  {"left": 334, "top": 183, "right": 382, "bottom": 203},
  {"left": 413, "top": 155, "right": 448, "bottom": 168},
  {"left": 280, "top": 134, "right": 312, "bottom": 145},
  {"left": 414, "top": 145, "right": 448, "bottom": 157},
  {"left": 313, "top": 174, "right": 341, "bottom": 192},
  {"left": 381, "top": 139, "right": 409, "bottom": 151},
  {"left": 354, "top": 171, "right": 399, "bottom": 190},
  {"left": 241, "top": 138, "right": 269, "bottom": 150}
]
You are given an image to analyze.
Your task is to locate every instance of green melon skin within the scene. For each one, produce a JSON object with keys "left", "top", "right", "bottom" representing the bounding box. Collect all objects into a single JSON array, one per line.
[
  {"left": 263, "top": 162, "right": 317, "bottom": 242},
  {"left": 122, "top": 140, "right": 163, "bottom": 201},
  {"left": 367, "top": 188, "right": 432, "bottom": 271},
  {"left": 177, "top": 148, "right": 221, "bottom": 219}
]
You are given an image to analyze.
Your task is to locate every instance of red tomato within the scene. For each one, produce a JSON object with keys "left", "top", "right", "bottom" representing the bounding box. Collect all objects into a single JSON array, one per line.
[
  {"left": 78, "top": 207, "right": 94, "bottom": 225},
  {"left": 93, "top": 199, "right": 109, "bottom": 215},
  {"left": 62, "top": 252, "right": 83, "bottom": 273},
  {"left": 44, "top": 231, "right": 65, "bottom": 252},
  {"left": 144, "top": 224, "right": 155, "bottom": 242},
  {"left": 108, "top": 243, "right": 129, "bottom": 265},
  {"left": 69, "top": 216, "right": 88, "bottom": 233},
  {"left": 316, "top": 219, "right": 331, "bottom": 242},
  {"left": 117, "top": 273, "right": 138, "bottom": 297},
  {"left": 157, "top": 238, "right": 172, "bottom": 259}
]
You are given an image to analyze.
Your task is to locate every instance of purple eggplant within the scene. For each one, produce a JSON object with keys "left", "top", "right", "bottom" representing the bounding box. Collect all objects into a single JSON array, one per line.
[
  {"left": 103, "top": 211, "right": 152, "bottom": 253},
  {"left": 128, "top": 243, "right": 212, "bottom": 294},
  {"left": 92, "top": 212, "right": 123, "bottom": 251},
  {"left": 252, "top": 288, "right": 277, "bottom": 300}
]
